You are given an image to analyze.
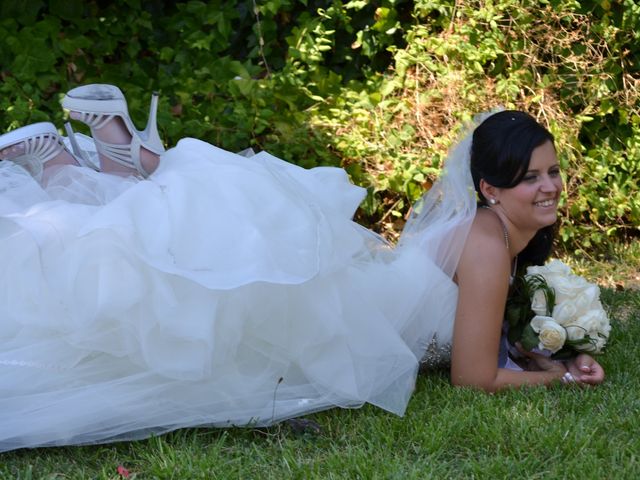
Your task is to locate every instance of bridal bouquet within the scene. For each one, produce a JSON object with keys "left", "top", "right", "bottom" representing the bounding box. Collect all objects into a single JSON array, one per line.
[{"left": 505, "top": 260, "right": 611, "bottom": 357}]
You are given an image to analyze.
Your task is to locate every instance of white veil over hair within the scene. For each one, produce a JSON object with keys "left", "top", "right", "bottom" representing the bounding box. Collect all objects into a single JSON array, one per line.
[{"left": 398, "top": 112, "right": 498, "bottom": 279}]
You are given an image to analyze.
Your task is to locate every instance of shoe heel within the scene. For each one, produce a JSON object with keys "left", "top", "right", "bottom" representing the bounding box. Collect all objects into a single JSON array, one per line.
[
  {"left": 64, "top": 122, "right": 98, "bottom": 170},
  {"left": 141, "top": 91, "right": 164, "bottom": 153},
  {"left": 63, "top": 85, "right": 164, "bottom": 176}
]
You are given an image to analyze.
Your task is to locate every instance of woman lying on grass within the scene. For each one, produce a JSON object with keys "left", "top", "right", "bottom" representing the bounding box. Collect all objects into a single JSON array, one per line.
[{"left": 0, "top": 85, "right": 604, "bottom": 451}]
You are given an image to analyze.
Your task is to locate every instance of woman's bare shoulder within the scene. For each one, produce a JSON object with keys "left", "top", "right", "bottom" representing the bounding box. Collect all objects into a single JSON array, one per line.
[
  {"left": 465, "top": 210, "right": 509, "bottom": 260},
  {"left": 459, "top": 211, "right": 510, "bottom": 272}
]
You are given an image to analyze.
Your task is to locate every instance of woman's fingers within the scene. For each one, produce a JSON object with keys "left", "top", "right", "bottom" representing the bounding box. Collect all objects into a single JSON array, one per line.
[{"left": 566, "top": 356, "right": 605, "bottom": 386}]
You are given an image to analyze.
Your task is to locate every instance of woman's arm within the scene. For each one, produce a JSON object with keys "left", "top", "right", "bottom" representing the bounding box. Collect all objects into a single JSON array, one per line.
[{"left": 450, "top": 218, "right": 568, "bottom": 392}]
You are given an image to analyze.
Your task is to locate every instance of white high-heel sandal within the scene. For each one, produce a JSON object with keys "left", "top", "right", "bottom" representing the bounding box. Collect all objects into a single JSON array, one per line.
[
  {"left": 62, "top": 84, "right": 165, "bottom": 177},
  {"left": 0, "top": 122, "right": 96, "bottom": 180}
]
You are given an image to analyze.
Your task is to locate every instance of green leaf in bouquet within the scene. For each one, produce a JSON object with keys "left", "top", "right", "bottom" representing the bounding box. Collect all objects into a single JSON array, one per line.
[
  {"left": 564, "top": 332, "right": 605, "bottom": 354},
  {"left": 520, "top": 324, "right": 539, "bottom": 352},
  {"left": 549, "top": 347, "right": 574, "bottom": 360},
  {"left": 523, "top": 273, "right": 555, "bottom": 317},
  {"left": 505, "top": 304, "right": 523, "bottom": 326},
  {"left": 565, "top": 337, "right": 591, "bottom": 348},
  {"left": 505, "top": 274, "right": 538, "bottom": 337},
  {"left": 506, "top": 318, "right": 525, "bottom": 345}
]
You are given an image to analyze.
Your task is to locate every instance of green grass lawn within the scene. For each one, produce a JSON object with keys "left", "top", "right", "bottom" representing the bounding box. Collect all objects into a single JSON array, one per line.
[{"left": 1, "top": 286, "right": 638, "bottom": 479}]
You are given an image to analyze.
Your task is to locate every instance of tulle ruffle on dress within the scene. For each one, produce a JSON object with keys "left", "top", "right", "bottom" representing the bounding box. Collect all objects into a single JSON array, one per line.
[{"left": 0, "top": 136, "right": 472, "bottom": 452}]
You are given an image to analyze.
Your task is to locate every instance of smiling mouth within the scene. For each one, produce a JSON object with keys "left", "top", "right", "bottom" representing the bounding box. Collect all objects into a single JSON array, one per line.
[{"left": 534, "top": 199, "right": 556, "bottom": 207}]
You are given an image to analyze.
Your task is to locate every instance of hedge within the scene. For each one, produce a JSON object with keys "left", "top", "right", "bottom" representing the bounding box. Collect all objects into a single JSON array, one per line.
[{"left": 1, "top": 0, "right": 638, "bottom": 251}]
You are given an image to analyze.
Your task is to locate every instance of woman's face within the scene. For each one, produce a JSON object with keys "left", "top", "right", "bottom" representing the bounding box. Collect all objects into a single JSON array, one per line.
[{"left": 498, "top": 140, "right": 563, "bottom": 230}]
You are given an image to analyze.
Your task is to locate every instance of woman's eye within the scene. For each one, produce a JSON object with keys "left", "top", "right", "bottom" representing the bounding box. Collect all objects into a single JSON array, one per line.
[
  {"left": 523, "top": 175, "right": 537, "bottom": 182},
  {"left": 549, "top": 168, "right": 561, "bottom": 177}
]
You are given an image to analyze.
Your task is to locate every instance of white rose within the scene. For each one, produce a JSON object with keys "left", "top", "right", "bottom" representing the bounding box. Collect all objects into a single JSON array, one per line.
[
  {"left": 552, "top": 301, "right": 578, "bottom": 326},
  {"left": 530, "top": 289, "right": 548, "bottom": 316},
  {"left": 541, "top": 261, "right": 572, "bottom": 288},
  {"left": 569, "top": 284, "right": 600, "bottom": 316},
  {"left": 549, "top": 259, "right": 572, "bottom": 273},
  {"left": 576, "top": 308, "right": 610, "bottom": 336},
  {"left": 527, "top": 261, "right": 584, "bottom": 310},
  {"left": 549, "top": 275, "right": 582, "bottom": 304},
  {"left": 530, "top": 315, "right": 567, "bottom": 353},
  {"left": 574, "top": 310, "right": 606, "bottom": 333},
  {"left": 525, "top": 265, "right": 543, "bottom": 277},
  {"left": 567, "top": 308, "right": 610, "bottom": 353},
  {"left": 565, "top": 324, "right": 586, "bottom": 342},
  {"left": 577, "top": 334, "right": 607, "bottom": 354},
  {"left": 527, "top": 260, "right": 571, "bottom": 278},
  {"left": 556, "top": 280, "right": 597, "bottom": 315},
  {"left": 553, "top": 271, "right": 590, "bottom": 299},
  {"left": 593, "top": 335, "right": 607, "bottom": 353}
]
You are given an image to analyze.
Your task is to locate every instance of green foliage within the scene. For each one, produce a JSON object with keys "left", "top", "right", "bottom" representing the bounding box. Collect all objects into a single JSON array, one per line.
[
  {"left": 0, "top": 0, "right": 638, "bottom": 250},
  {"left": 388, "top": 0, "right": 640, "bottom": 248}
]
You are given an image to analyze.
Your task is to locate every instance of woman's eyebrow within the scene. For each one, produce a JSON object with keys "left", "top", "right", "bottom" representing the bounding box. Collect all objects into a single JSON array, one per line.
[{"left": 526, "top": 163, "right": 560, "bottom": 173}]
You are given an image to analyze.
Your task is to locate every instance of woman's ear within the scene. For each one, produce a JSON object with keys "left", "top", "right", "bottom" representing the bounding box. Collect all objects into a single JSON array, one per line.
[{"left": 479, "top": 179, "right": 499, "bottom": 205}]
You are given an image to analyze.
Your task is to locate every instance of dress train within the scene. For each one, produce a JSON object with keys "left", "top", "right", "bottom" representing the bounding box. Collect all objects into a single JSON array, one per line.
[{"left": 0, "top": 135, "right": 472, "bottom": 452}]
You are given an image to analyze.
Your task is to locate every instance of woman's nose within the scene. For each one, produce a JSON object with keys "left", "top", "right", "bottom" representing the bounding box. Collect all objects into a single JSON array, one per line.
[{"left": 540, "top": 175, "right": 560, "bottom": 192}]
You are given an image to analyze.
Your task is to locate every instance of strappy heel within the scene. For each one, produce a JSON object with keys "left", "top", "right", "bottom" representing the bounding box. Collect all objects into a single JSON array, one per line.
[
  {"left": 62, "top": 84, "right": 165, "bottom": 177},
  {"left": 0, "top": 122, "right": 95, "bottom": 180},
  {"left": 64, "top": 122, "right": 100, "bottom": 170}
]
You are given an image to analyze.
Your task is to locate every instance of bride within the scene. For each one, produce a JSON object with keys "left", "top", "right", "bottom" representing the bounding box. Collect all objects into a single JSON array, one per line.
[{"left": 0, "top": 85, "right": 604, "bottom": 452}]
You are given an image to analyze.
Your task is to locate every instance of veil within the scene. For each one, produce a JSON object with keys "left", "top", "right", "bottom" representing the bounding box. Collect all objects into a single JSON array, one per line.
[{"left": 397, "top": 112, "right": 496, "bottom": 278}]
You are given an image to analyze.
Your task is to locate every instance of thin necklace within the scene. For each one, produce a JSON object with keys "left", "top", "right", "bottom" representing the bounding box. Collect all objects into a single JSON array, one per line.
[{"left": 481, "top": 206, "right": 518, "bottom": 282}]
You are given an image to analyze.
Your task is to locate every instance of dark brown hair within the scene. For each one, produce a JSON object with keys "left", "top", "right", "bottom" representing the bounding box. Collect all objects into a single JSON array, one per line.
[{"left": 470, "top": 110, "right": 557, "bottom": 267}]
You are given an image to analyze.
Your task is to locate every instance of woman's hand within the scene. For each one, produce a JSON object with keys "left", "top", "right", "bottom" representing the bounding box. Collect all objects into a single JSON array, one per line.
[
  {"left": 516, "top": 344, "right": 568, "bottom": 377},
  {"left": 565, "top": 354, "right": 605, "bottom": 386}
]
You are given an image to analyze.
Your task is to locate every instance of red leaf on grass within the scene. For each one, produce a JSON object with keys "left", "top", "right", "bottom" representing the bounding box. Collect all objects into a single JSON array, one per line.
[{"left": 117, "top": 465, "right": 130, "bottom": 478}]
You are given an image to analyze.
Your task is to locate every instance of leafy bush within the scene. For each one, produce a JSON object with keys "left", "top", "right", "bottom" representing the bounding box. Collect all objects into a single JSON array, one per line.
[{"left": 0, "top": 0, "right": 637, "bottom": 251}]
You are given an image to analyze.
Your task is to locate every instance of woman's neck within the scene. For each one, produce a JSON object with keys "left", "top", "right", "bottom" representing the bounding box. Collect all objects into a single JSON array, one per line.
[{"left": 481, "top": 205, "right": 537, "bottom": 257}]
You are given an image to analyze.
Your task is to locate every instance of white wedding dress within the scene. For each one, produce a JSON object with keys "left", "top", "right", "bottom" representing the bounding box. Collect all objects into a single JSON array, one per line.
[{"left": 0, "top": 131, "right": 475, "bottom": 452}]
